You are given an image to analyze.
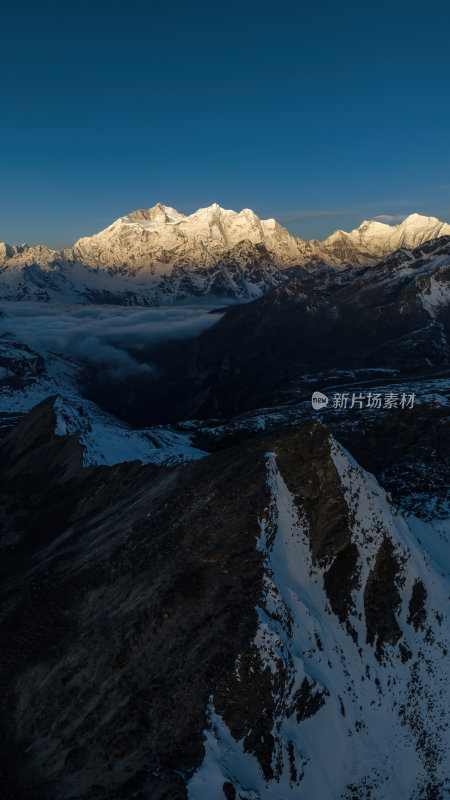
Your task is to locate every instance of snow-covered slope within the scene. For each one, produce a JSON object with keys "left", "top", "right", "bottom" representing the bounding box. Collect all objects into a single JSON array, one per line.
[
  {"left": 66, "top": 203, "right": 303, "bottom": 272},
  {"left": 1, "top": 206, "right": 449, "bottom": 304},
  {"left": 188, "top": 437, "right": 449, "bottom": 799},
  {"left": 0, "top": 402, "right": 448, "bottom": 799},
  {"left": 0, "top": 335, "right": 205, "bottom": 466}
]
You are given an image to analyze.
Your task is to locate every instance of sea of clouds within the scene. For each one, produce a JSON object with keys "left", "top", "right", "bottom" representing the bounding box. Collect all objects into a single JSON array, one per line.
[{"left": 0, "top": 302, "right": 223, "bottom": 378}]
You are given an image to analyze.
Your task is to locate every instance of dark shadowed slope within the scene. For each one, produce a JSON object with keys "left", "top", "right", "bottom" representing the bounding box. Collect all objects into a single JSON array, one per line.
[{"left": 0, "top": 399, "right": 448, "bottom": 799}]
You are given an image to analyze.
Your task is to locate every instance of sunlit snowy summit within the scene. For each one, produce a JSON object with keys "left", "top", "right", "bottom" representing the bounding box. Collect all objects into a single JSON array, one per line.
[{"left": 1, "top": 205, "right": 449, "bottom": 304}]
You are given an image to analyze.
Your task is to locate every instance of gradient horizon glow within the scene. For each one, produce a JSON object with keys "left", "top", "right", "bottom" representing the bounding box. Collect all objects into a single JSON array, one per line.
[{"left": 1, "top": 0, "right": 450, "bottom": 247}]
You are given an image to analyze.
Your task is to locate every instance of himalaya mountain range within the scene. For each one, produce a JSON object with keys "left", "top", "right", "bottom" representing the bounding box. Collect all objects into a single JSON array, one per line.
[
  {"left": 1, "top": 204, "right": 450, "bottom": 304},
  {"left": 0, "top": 204, "right": 449, "bottom": 800}
]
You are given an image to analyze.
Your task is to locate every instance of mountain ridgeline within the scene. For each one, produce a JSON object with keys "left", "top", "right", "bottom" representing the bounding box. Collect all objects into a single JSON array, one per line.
[
  {"left": 0, "top": 399, "right": 448, "bottom": 800},
  {"left": 1, "top": 205, "right": 450, "bottom": 304}
]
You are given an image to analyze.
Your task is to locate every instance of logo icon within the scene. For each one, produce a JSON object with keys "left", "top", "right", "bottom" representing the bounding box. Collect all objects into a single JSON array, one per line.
[{"left": 311, "top": 391, "right": 329, "bottom": 410}]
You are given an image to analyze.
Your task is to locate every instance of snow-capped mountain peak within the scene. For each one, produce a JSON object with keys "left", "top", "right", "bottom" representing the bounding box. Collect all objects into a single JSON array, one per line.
[
  {"left": 356, "top": 218, "right": 391, "bottom": 233},
  {"left": 402, "top": 211, "right": 439, "bottom": 226},
  {"left": 63, "top": 203, "right": 303, "bottom": 278},
  {"left": 124, "top": 203, "right": 186, "bottom": 224},
  {"left": 1, "top": 204, "right": 449, "bottom": 305},
  {"left": 316, "top": 212, "right": 450, "bottom": 265}
]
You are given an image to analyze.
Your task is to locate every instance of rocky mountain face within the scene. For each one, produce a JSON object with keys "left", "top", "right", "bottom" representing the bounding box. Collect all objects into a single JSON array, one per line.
[
  {"left": 0, "top": 399, "right": 448, "bottom": 800},
  {"left": 1, "top": 205, "right": 449, "bottom": 304},
  {"left": 66, "top": 204, "right": 303, "bottom": 272}
]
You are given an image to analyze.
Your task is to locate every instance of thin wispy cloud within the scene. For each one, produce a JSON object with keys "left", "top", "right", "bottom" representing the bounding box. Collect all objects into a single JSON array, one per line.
[
  {"left": 274, "top": 203, "right": 420, "bottom": 229},
  {"left": 277, "top": 210, "right": 348, "bottom": 225},
  {"left": 373, "top": 214, "right": 408, "bottom": 223}
]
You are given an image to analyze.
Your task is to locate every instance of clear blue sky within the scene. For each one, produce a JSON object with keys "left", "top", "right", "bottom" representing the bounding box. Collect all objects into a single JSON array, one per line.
[{"left": 1, "top": 0, "right": 449, "bottom": 247}]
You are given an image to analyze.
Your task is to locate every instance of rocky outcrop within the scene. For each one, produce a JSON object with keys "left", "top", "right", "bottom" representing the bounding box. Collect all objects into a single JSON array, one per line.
[{"left": 364, "top": 537, "right": 403, "bottom": 657}]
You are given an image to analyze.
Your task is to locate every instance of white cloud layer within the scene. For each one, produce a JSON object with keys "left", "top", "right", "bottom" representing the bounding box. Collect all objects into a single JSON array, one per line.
[{"left": 0, "top": 303, "right": 221, "bottom": 378}]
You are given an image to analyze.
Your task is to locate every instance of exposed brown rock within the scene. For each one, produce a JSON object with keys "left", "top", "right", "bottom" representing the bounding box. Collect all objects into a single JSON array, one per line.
[
  {"left": 364, "top": 537, "right": 403, "bottom": 659},
  {"left": 407, "top": 579, "right": 427, "bottom": 631},
  {"left": 287, "top": 677, "right": 328, "bottom": 724},
  {"left": 275, "top": 422, "right": 359, "bottom": 624}
]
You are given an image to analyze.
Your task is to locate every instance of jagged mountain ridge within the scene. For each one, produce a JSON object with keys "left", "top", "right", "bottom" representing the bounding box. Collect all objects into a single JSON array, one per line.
[
  {"left": 66, "top": 203, "right": 303, "bottom": 272},
  {"left": 1, "top": 205, "right": 449, "bottom": 304},
  {"left": 0, "top": 400, "right": 448, "bottom": 799}
]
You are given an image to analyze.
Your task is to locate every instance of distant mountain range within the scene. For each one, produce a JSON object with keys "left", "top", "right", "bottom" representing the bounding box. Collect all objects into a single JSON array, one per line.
[{"left": 1, "top": 205, "right": 450, "bottom": 303}]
